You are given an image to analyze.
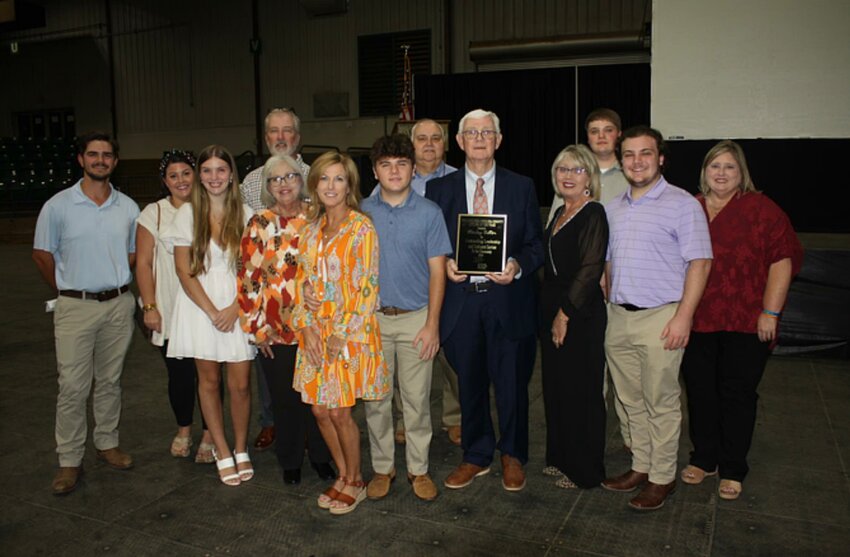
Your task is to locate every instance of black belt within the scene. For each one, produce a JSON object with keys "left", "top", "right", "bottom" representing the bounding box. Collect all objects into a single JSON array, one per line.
[
  {"left": 59, "top": 285, "right": 130, "bottom": 302},
  {"left": 464, "top": 281, "right": 492, "bottom": 293},
  {"left": 377, "top": 306, "right": 412, "bottom": 316},
  {"left": 618, "top": 303, "right": 647, "bottom": 312}
]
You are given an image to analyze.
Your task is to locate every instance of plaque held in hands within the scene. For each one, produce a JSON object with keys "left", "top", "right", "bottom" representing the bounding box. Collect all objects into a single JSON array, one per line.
[{"left": 455, "top": 214, "right": 507, "bottom": 275}]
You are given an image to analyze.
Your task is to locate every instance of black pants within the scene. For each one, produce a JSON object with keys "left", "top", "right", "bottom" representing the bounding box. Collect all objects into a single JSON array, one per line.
[
  {"left": 258, "top": 344, "right": 330, "bottom": 469},
  {"left": 159, "top": 341, "right": 220, "bottom": 430},
  {"left": 681, "top": 331, "right": 771, "bottom": 482}
]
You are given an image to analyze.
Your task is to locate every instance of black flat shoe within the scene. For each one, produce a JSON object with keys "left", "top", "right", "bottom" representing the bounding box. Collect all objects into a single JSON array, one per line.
[
  {"left": 312, "top": 462, "right": 335, "bottom": 480},
  {"left": 283, "top": 468, "right": 301, "bottom": 485}
]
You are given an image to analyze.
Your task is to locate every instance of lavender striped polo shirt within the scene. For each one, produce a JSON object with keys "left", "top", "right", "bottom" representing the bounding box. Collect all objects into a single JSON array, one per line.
[{"left": 605, "top": 177, "right": 712, "bottom": 309}]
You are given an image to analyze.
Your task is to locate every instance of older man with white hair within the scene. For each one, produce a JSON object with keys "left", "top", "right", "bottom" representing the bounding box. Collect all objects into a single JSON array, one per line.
[{"left": 426, "top": 109, "right": 543, "bottom": 492}]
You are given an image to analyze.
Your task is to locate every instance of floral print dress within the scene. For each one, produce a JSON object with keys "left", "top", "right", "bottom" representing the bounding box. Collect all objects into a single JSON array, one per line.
[{"left": 291, "top": 210, "right": 389, "bottom": 408}]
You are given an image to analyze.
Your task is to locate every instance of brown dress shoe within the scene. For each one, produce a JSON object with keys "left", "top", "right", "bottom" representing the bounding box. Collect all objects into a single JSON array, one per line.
[
  {"left": 366, "top": 469, "right": 396, "bottom": 499},
  {"left": 408, "top": 473, "right": 438, "bottom": 501},
  {"left": 52, "top": 466, "right": 82, "bottom": 495},
  {"left": 500, "top": 455, "right": 526, "bottom": 492},
  {"left": 446, "top": 425, "right": 462, "bottom": 446},
  {"left": 629, "top": 480, "right": 676, "bottom": 510},
  {"left": 253, "top": 426, "right": 275, "bottom": 451},
  {"left": 444, "top": 462, "right": 490, "bottom": 489},
  {"left": 601, "top": 469, "right": 648, "bottom": 492},
  {"left": 96, "top": 447, "right": 133, "bottom": 470}
]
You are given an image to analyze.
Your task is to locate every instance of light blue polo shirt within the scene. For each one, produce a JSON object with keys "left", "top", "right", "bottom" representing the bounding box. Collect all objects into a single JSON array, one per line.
[
  {"left": 34, "top": 180, "right": 140, "bottom": 291},
  {"left": 361, "top": 188, "right": 452, "bottom": 310}
]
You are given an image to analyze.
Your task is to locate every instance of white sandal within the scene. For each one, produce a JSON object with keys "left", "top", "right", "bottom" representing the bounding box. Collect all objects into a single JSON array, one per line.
[
  {"left": 234, "top": 452, "right": 254, "bottom": 482},
  {"left": 214, "top": 450, "right": 241, "bottom": 487}
]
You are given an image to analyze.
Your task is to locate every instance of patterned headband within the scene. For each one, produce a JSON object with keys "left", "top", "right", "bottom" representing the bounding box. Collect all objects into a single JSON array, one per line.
[{"left": 159, "top": 149, "right": 196, "bottom": 178}]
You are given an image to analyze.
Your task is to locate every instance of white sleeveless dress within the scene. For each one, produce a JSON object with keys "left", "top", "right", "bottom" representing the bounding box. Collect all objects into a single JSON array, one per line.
[{"left": 162, "top": 203, "right": 256, "bottom": 362}]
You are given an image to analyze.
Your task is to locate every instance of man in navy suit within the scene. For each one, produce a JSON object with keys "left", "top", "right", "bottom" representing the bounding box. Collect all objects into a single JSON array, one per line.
[{"left": 426, "top": 109, "right": 543, "bottom": 492}]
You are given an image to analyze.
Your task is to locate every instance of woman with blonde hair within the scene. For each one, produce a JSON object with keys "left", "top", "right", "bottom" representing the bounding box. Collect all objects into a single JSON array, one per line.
[
  {"left": 539, "top": 144, "right": 609, "bottom": 489},
  {"left": 291, "top": 151, "right": 389, "bottom": 514},
  {"left": 681, "top": 140, "right": 802, "bottom": 500},
  {"left": 163, "top": 144, "right": 256, "bottom": 486}
]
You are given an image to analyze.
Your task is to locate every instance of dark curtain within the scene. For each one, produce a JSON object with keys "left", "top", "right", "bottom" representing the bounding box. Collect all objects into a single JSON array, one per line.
[
  {"left": 664, "top": 139, "right": 850, "bottom": 233},
  {"left": 415, "top": 68, "right": 576, "bottom": 206},
  {"left": 414, "top": 64, "right": 650, "bottom": 207},
  {"left": 577, "top": 64, "right": 651, "bottom": 142}
]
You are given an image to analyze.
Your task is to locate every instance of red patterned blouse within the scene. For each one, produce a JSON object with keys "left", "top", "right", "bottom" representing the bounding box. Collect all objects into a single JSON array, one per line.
[
  {"left": 692, "top": 192, "right": 803, "bottom": 334},
  {"left": 237, "top": 209, "right": 306, "bottom": 346}
]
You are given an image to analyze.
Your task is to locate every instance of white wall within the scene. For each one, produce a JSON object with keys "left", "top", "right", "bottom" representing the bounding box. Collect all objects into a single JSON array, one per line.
[{"left": 652, "top": 0, "right": 850, "bottom": 139}]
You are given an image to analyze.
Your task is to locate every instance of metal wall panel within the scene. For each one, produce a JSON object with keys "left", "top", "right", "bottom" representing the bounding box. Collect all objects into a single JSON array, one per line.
[
  {"left": 0, "top": 0, "right": 649, "bottom": 153},
  {"left": 452, "top": 0, "right": 648, "bottom": 72}
]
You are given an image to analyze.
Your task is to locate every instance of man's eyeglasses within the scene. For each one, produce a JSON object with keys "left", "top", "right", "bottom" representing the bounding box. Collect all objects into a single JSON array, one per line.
[
  {"left": 267, "top": 173, "right": 301, "bottom": 186},
  {"left": 555, "top": 166, "right": 588, "bottom": 176},
  {"left": 461, "top": 129, "right": 498, "bottom": 140}
]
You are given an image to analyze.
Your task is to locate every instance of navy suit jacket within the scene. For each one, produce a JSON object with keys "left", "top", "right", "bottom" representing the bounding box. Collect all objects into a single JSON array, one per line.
[{"left": 426, "top": 165, "right": 544, "bottom": 342}]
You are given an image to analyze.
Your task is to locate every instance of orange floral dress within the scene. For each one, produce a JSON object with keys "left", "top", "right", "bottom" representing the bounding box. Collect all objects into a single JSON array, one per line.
[
  {"left": 291, "top": 210, "right": 389, "bottom": 408},
  {"left": 237, "top": 209, "right": 305, "bottom": 346}
]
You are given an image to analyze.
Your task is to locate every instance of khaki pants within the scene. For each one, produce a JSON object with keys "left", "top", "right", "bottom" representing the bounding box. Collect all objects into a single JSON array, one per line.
[
  {"left": 605, "top": 303, "right": 683, "bottom": 484},
  {"left": 54, "top": 292, "right": 135, "bottom": 467},
  {"left": 366, "top": 308, "right": 434, "bottom": 476}
]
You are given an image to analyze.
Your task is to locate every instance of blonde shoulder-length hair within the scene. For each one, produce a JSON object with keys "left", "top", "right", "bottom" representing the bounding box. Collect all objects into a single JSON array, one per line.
[
  {"left": 699, "top": 140, "right": 758, "bottom": 196},
  {"left": 304, "top": 151, "right": 362, "bottom": 222},
  {"left": 189, "top": 144, "right": 245, "bottom": 276}
]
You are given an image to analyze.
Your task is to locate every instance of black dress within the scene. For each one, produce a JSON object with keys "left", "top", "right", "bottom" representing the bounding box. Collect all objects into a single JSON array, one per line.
[{"left": 539, "top": 201, "right": 608, "bottom": 488}]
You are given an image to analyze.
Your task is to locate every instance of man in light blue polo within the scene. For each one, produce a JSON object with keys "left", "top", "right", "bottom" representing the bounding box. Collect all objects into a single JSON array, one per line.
[
  {"left": 362, "top": 134, "right": 452, "bottom": 501},
  {"left": 33, "top": 131, "right": 140, "bottom": 495},
  {"left": 601, "top": 126, "right": 712, "bottom": 511},
  {"left": 375, "top": 118, "right": 463, "bottom": 447}
]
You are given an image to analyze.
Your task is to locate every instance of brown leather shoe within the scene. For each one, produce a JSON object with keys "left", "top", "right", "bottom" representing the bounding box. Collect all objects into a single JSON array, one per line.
[
  {"left": 446, "top": 425, "right": 462, "bottom": 446},
  {"left": 601, "top": 469, "right": 648, "bottom": 492},
  {"left": 253, "top": 426, "right": 275, "bottom": 451},
  {"left": 500, "top": 455, "right": 526, "bottom": 492},
  {"left": 52, "top": 466, "right": 82, "bottom": 495},
  {"left": 629, "top": 480, "right": 676, "bottom": 510},
  {"left": 366, "top": 469, "right": 396, "bottom": 500},
  {"left": 408, "top": 473, "right": 438, "bottom": 501},
  {"left": 444, "top": 462, "right": 490, "bottom": 489},
  {"left": 96, "top": 447, "right": 133, "bottom": 470}
]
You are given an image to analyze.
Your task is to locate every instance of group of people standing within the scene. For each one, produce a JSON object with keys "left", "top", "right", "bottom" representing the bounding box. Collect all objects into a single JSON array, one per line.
[{"left": 34, "top": 105, "right": 801, "bottom": 516}]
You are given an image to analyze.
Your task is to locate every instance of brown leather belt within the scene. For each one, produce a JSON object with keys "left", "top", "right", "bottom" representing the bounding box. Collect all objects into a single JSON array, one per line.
[
  {"left": 59, "top": 285, "right": 130, "bottom": 302},
  {"left": 378, "top": 306, "right": 412, "bottom": 316}
]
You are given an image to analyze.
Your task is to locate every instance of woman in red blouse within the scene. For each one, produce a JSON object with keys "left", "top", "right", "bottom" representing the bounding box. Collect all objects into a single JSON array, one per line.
[
  {"left": 680, "top": 140, "right": 803, "bottom": 500},
  {"left": 237, "top": 154, "right": 333, "bottom": 486}
]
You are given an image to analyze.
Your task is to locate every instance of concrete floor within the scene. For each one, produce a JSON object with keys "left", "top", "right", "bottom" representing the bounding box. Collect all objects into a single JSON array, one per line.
[{"left": 2, "top": 242, "right": 850, "bottom": 557}]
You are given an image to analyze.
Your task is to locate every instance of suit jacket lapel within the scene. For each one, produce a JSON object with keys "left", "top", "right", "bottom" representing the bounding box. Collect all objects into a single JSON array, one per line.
[{"left": 492, "top": 166, "right": 507, "bottom": 215}]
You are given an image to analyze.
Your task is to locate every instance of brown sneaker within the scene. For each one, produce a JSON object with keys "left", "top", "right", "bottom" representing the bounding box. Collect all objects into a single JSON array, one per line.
[
  {"left": 96, "top": 447, "right": 133, "bottom": 470},
  {"left": 408, "top": 473, "right": 438, "bottom": 501},
  {"left": 253, "top": 426, "right": 275, "bottom": 451},
  {"left": 601, "top": 469, "right": 648, "bottom": 492},
  {"left": 366, "top": 469, "right": 396, "bottom": 500},
  {"left": 444, "top": 462, "right": 490, "bottom": 489},
  {"left": 52, "top": 466, "right": 82, "bottom": 495},
  {"left": 446, "top": 425, "right": 461, "bottom": 446},
  {"left": 500, "top": 455, "right": 526, "bottom": 492}
]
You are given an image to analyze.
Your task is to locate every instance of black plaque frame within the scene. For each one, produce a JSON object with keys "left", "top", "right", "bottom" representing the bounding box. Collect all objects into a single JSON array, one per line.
[{"left": 455, "top": 213, "right": 508, "bottom": 275}]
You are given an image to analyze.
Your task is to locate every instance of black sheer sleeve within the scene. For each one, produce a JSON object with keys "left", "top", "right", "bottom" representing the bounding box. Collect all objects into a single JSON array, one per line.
[{"left": 559, "top": 203, "right": 609, "bottom": 319}]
